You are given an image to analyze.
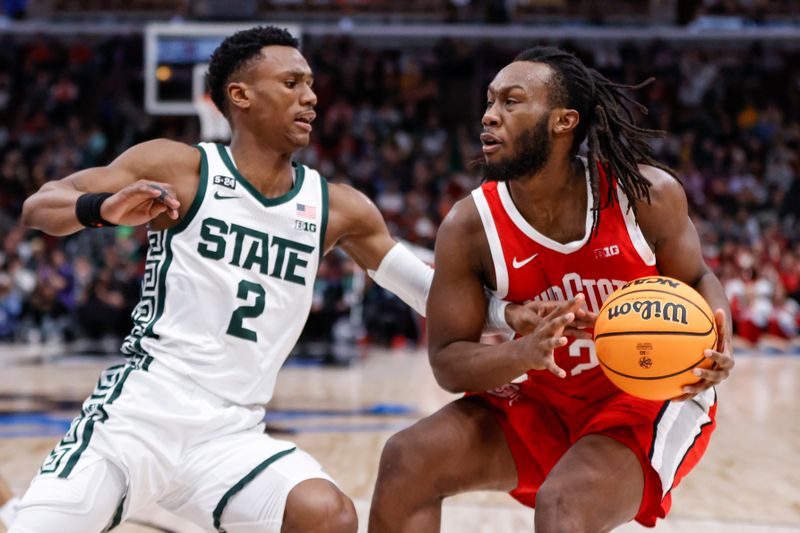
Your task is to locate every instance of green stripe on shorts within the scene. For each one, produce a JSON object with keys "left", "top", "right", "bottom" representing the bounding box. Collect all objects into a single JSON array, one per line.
[{"left": 212, "top": 447, "right": 297, "bottom": 532}]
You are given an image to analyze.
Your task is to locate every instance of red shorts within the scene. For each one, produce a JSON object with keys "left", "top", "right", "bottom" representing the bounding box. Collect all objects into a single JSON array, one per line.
[{"left": 475, "top": 374, "right": 717, "bottom": 527}]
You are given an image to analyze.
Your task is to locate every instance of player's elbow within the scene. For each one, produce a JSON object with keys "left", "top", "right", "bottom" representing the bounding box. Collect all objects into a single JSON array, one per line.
[
  {"left": 429, "top": 352, "right": 464, "bottom": 394},
  {"left": 20, "top": 194, "right": 39, "bottom": 229},
  {"left": 432, "top": 369, "right": 462, "bottom": 394}
]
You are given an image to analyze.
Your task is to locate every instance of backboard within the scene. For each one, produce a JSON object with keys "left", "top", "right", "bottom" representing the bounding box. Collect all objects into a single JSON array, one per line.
[{"left": 144, "top": 22, "right": 302, "bottom": 116}]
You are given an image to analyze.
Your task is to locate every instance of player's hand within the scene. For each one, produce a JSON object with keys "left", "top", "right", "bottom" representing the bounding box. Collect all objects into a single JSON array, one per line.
[
  {"left": 513, "top": 295, "right": 586, "bottom": 378},
  {"left": 505, "top": 295, "right": 596, "bottom": 339},
  {"left": 674, "top": 309, "right": 734, "bottom": 401},
  {"left": 99, "top": 180, "right": 180, "bottom": 226}
]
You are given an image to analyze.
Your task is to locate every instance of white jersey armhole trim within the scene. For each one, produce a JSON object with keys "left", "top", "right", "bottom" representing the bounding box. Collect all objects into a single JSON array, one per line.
[
  {"left": 471, "top": 188, "right": 508, "bottom": 299},
  {"left": 615, "top": 183, "right": 656, "bottom": 266}
]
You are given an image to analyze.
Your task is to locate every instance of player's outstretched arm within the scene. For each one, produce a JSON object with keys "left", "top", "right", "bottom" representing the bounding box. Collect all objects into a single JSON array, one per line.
[
  {"left": 636, "top": 165, "right": 734, "bottom": 400},
  {"left": 326, "top": 182, "right": 529, "bottom": 331},
  {"left": 21, "top": 139, "right": 196, "bottom": 236},
  {"left": 427, "top": 197, "right": 583, "bottom": 393},
  {"left": 326, "top": 182, "right": 432, "bottom": 315}
]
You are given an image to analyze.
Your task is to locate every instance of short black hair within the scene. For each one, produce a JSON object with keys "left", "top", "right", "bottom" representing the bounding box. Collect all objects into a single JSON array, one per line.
[{"left": 206, "top": 26, "right": 299, "bottom": 116}]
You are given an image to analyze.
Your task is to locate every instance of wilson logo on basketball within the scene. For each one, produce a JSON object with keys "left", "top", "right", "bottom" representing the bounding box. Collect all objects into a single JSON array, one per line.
[
  {"left": 638, "top": 356, "right": 653, "bottom": 369},
  {"left": 606, "top": 300, "right": 688, "bottom": 325}
]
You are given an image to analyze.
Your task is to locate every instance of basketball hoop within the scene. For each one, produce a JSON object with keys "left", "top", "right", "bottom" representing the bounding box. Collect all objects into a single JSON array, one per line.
[{"left": 194, "top": 93, "right": 231, "bottom": 142}]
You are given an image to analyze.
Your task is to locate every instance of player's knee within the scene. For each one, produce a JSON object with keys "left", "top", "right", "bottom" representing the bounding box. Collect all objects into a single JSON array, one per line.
[
  {"left": 535, "top": 481, "right": 593, "bottom": 533},
  {"left": 375, "top": 429, "right": 426, "bottom": 487},
  {"left": 283, "top": 479, "right": 356, "bottom": 533}
]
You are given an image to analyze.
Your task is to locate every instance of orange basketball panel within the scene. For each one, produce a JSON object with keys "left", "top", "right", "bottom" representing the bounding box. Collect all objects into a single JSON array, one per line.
[
  {"left": 596, "top": 290, "right": 714, "bottom": 336},
  {"left": 595, "top": 331, "right": 717, "bottom": 379},
  {"left": 600, "top": 357, "right": 714, "bottom": 401}
]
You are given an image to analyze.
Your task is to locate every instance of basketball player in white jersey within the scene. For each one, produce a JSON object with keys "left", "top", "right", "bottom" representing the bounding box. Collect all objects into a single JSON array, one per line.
[
  {"left": 370, "top": 47, "right": 735, "bottom": 532},
  {"left": 0, "top": 473, "right": 19, "bottom": 529},
  {"left": 11, "top": 27, "right": 569, "bottom": 533}
]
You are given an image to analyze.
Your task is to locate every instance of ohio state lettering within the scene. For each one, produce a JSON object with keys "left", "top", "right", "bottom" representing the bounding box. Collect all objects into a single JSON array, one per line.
[{"left": 531, "top": 272, "right": 627, "bottom": 313}]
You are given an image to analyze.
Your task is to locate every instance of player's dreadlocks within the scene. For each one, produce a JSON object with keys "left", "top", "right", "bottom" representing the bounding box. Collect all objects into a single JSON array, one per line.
[
  {"left": 206, "top": 26, "right": 299, "bottom": 117},
  {"left": 514, "top": 46, "right": 676, "bottom": 232}
]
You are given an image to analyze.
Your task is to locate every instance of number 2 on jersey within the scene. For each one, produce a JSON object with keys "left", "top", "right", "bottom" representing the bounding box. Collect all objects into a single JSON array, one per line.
[
  {"left": 569, "top": 338, "right": 599, "bottom": 376},
  {"left": 226, "top": 280, "right": 265, "bottom": 342}
]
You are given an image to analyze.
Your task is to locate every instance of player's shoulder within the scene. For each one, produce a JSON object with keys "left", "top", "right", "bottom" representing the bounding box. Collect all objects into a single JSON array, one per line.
[
  {"left": 635, "top": 164, "right": 689, "bottom": 240},
  {"left": 637, "top": 164, "right": 684, "bottom": 201},
  {"left": 117, "top": 138, "right": 201, "bottom": 172},
  {"left": 327, "top": 181, "right": 372, "bottom": 211},
  {"left": 132, "top": 138, "right": 199, "bottom": 157},
  {"left": 439, "top": 194, "right": 483, "bottom": 238},
  {"left": 326, "top": 181, "right": 384, "bottom": 237}
]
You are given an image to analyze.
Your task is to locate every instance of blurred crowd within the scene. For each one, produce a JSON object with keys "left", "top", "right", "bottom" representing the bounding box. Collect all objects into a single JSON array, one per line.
[{"left": 0, "top": 33, "right": 798, "bottom": 352}]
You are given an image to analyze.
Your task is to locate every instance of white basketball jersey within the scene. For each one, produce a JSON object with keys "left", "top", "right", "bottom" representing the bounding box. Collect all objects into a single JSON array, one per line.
[{"left": 122, "top": 142, "right": 328, "bottom": 405}]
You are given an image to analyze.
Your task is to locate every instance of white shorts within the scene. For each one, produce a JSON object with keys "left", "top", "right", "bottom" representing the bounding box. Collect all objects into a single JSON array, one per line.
[{"left": 19, "top": 355, "right": 333, "bottom": 532}]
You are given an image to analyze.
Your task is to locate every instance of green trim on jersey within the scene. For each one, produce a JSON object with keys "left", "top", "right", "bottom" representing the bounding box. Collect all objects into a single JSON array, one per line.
[
  {"left": 142, "top": 231, "right": 173, "bottom": 343},
  {"left": 318, "top": 176, "right": 329, "bottom": 266},
  {"left": 107, "top": 493, "right": 127, "bottom": 531},
  {"left": 47, "top": 362, "right": 142, "bottom": 479},
  {"left": 170, "top": 144, "right": 209, "bottom": 235},
  {"left": 125, "top": 145, "right": 207, "bottom": 356},
  {"left": 215, "top": 143, "right": 305, "bottom": 207},
  {"left": 212, "top": 447, "right": 297, "bottom": 531}
]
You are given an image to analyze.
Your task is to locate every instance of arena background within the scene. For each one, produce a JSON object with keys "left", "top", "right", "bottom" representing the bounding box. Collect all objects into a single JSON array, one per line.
[{"left": 0, "top": 1, "right": 798, "bottom": 532}]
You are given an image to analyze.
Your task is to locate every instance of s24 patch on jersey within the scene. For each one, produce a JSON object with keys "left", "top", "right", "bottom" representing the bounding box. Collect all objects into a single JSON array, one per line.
[{"left": 213, "top": 175, "right": 236, "bottom": 189}]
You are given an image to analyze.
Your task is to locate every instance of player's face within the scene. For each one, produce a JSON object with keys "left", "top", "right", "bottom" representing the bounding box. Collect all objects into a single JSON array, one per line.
[
  {"left": 240, "top": 46, "right": 317, "bottom": 151},
  {"left": 481, "top": 61, "right": 555, "bottom": 181}
]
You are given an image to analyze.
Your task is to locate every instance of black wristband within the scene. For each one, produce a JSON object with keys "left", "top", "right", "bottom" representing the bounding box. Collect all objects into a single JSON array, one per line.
[{"left": 75, "top": 192, "right": 117, "bottom": 228}]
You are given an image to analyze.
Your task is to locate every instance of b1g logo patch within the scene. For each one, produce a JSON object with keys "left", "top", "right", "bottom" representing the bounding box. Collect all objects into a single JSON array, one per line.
[
  {"left": 213, "top": 175, "right": 236, "bottom": 190},
  {"left": 294, "top": 220, "right": 317, "bottom": 233}
]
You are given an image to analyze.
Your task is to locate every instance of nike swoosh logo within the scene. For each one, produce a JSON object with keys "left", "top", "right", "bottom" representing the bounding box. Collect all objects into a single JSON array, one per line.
[
  {"left": 214, "top": 191, "right": 241, "bottom": 200},
  {"left": 512, "top": 253, "right": 539, "bottom": 269}
]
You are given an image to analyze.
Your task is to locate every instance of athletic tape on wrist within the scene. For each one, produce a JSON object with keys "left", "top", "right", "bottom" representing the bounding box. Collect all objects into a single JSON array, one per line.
[{"left": 486, "top": 293, "right": 511, "bottom": 331}]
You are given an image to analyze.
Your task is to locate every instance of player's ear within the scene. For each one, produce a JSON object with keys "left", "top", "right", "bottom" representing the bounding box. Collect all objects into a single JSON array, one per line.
[
  {"left": 553, "top": 108, "right": 579, "bottom": 135},
  {"left": 227, "top": 81, "right": 251, "bottom": 111}
]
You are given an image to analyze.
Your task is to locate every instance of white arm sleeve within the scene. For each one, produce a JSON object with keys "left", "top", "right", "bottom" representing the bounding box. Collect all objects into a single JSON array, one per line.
[
  {"left": 485, "top": 289, "right": 513, "bottom": 335},
  {"left": 368, "top": 242, "right": 433, "bottom": 317},
  {"left": 367, "top": 242, "right": 516, "bottom": 338}
]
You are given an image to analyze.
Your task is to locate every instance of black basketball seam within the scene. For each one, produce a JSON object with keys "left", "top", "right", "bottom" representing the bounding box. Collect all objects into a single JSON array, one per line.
[
  {"left": 597, "top": 322, "right": 717, "bottom": 382},
  {"left": 600, "top": 286, "right": 715, "bottom": 326},
  {"left": 594, "top": 326, "right": 714, "bottom": 339},
  {"left": 598, "top": 355, "right": 707, "bottom": 380},
  {"left": 710, "top": 320, "right": 718, "bottom": 352}
]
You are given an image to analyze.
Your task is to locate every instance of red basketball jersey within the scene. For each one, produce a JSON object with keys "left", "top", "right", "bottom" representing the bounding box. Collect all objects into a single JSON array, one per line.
[{"left": 472, "top": 159, "right": 659, "bottom": 397}]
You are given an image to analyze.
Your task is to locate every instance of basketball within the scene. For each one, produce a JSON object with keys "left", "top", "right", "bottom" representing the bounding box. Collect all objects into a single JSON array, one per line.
[{"left": 593, "top": 276, "right": 718, "bottom": 400}]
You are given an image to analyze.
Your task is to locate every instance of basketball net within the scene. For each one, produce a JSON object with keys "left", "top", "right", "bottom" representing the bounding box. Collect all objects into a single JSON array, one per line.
[{"left": 194, "top": 93, "right": 231, "bottom": 142}]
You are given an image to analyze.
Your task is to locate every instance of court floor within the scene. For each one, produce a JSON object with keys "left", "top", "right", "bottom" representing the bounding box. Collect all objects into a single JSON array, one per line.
[{"left": 0, "top": 345, "right": 798, "bottom": 532}]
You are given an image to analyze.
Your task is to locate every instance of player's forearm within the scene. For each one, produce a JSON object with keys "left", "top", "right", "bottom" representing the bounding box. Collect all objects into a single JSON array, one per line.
[
  {"left": 430, "top": 340, "right": 528, "bottom": 393},
  {"left": 694, "top": 270, "right": 732, "bottom": 344},
  {"left": 21, "top": 181, "right": 86, "bottom": 236}
]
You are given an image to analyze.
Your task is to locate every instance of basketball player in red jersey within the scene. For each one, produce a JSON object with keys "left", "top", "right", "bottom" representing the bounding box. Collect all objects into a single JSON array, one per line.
[{"left": 369, "top": 46, "right": 734, "bottom": 532}]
